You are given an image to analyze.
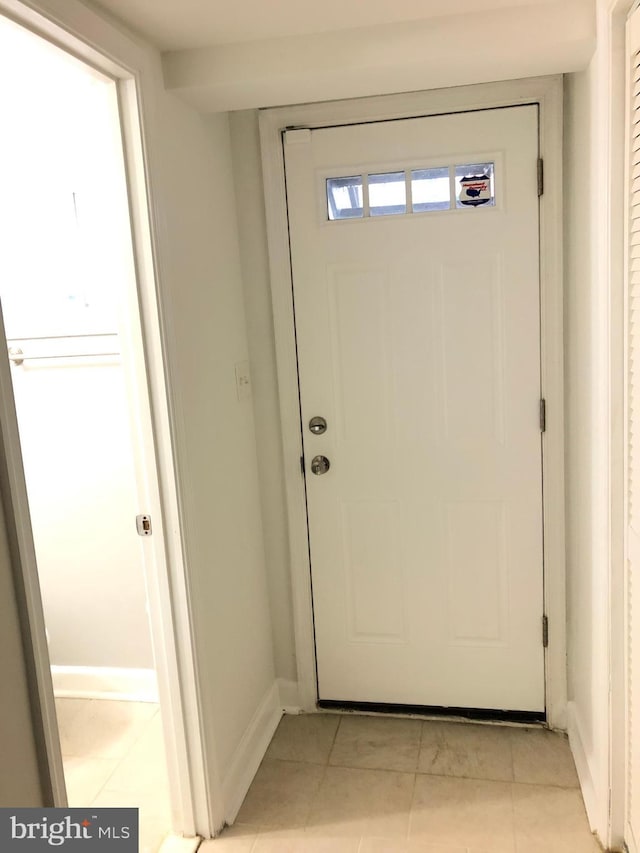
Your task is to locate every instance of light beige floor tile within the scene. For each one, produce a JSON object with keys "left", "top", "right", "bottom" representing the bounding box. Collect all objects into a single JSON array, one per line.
[
  {"left": 138, "top": 816, "right": 171, "bottom": 853},
  {"left": 266, "top": 714, "right": 339, "bottom": 765},
  {"left": 418, "top": 721, "right": 513, "bottom": 782},
  {"left": 510, "top": 728, "right": 579, "bottom": 788},
  {"left": 307, "top": 765, "right": 414, "bottom": 838},
  {"left": 58, "top": 698, "right": 159, "bottom": 759},
  {"left": 63, "top": 755, "right": 119, "bottom": 805},
  {"left": 328, "top": 716, "right": 422, "bottom": 773},
  {"left": 359, "top": 838, "right": 467, "bottom": 852},
  {"left": 512, "top": 782, "right": 597, "bottom": 853},
  {"left": 91, "top": 785, "right": 171, "bottom": 813},
  {"left": 253, "top": 829, "right": 359, "bottom": 851},
  {"left": 236, "top": 760, "right": 325, "bottom": 828},
  {"left": 91, "top": 788, "right": 172, "bottom": 853},
  {"left": 61, "top": 699, "right": 170, "bottom": 852},
  {"left": 103, "top": 712, "right": 169, "bottom": 796},
  {"left": 55, "top": 698, "right": 88, "bottom": 753},
  {"left": 410, "top": 774, "right": 515, "bottom": 852},
  {"left": 199, "top": 823, "right": 258, "bottom": 850}
]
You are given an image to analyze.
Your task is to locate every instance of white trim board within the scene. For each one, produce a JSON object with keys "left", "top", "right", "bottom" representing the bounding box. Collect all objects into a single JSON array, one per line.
[
  {"left": 259, "top": 76, "right": 566, "bottom": 728},
  {"left": 221, "top": 681, "right": 282, "bottom": 827},
  {"left": 51, "top": 666, "right": 159, "bottom": 703},
  {"left": 277, "top": 677, "right": 301, "bottom": 714},
  {"left": 568, "top": 700, "right": 606, "bottom": 841}
]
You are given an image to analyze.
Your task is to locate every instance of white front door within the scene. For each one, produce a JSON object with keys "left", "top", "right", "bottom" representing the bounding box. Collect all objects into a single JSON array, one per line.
[{"left": 284, "top": 105, "right": 545, "bottom": 713}]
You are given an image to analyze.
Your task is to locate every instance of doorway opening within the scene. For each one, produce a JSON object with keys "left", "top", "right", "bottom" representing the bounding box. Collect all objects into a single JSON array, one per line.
[
  {"left": 283, "top": 106, "right": 545, "bottom": 715},
  {"left": 0, "top": 14, "right": 179, "bottom": 850},
  {"left": 259, "top": 77, "right": 565, "bottom": 726}
]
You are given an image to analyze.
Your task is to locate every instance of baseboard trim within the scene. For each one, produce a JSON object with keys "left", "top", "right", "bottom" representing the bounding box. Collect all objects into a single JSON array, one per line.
[
  {"left": 277, "top": 677, "right": 301, "bottom": 713},
  {"left": 567, "top": 700, "right": 604, "bottom": 839},
  {"left": 222, "top": 680, "right": 282, "bottom": 825},
  {"left": 51, "top": 665, "right": 159, "bottom": 702}
]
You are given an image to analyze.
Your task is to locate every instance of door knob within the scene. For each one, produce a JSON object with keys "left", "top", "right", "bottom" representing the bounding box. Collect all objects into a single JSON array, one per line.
[
  {"left": 309, "top": 416, "right": 327, "bottom": 435},
  {"left": 311, "top": 455, "right": 330, "bottom": 475}
]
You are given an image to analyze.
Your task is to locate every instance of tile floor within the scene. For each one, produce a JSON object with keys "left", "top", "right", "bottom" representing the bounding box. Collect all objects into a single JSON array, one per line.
[
  {"left": 207, "top": 713, "right": 600, "bottom": 853},
  {"left": 55, "top": 697, "right": 171, "bottom": 853}
]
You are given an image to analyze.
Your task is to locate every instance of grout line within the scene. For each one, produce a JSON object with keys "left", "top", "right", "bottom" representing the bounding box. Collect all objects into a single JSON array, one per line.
[
  {"left": 510, "top": 778, "right": 581, "bottom": 790},
  {"left": 326, "top": 714, "right": 342, "bottom": 765},
  {"left": 92, "top": 751, "right": 126, "bottom": 802},
  {"left": 304, "top": 761, "right": 330, "bottom": 833},
  {"left": 417, "top": 718, "right": 426, "bottom": 773},
  {"left": 508, "top": 722, "right": 515, "bottom": 782},
  {"left": 510, "top": 780, "right": 518, "bottom": 853},
  {"left": 326, "top": 760, "right": 419, "bottom": 776},
  {"left": 247, "top": 826, "right": 259, "bottom": 853},
  {"left": 407, "top": 771, "right": 418, "bottom": 843},
  {"left": 124, "top": 703, "right": 162, "bottom": 754}
]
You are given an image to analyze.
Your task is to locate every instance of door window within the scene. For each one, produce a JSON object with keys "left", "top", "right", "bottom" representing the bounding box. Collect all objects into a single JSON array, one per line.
[{"left": 326, "top": 161, "right": 496, "bottom": 220}]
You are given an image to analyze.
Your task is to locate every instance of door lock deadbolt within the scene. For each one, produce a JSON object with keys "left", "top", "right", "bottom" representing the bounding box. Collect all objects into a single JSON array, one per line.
[{"left": 309, "top": 416, "right": 327, "bottom": 435}]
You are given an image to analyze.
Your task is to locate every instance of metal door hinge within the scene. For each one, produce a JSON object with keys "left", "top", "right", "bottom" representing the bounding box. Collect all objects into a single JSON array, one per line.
[
  {"left": 537, "top": 158, "right": 544, "bottom": 197},
  {"left": 542, "top": 614, "right": 549, "bottom": 648},
  {"left": 136, "top": 514, "right": 152, "bottom": 536},
  {"left": 540, "top": 398, "right": 546, "bottom": 432},
  {"left": 300, "top": 455, "right": 305, "bottom": 475}
]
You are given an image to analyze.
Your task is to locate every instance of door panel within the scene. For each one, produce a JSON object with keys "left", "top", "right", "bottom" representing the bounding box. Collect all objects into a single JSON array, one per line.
[{"left": 285, "top": 105, "right": 545, "bottom": 711}]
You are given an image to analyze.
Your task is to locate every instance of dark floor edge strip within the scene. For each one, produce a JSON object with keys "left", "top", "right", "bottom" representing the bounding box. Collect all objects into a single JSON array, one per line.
[{"left": 317, "top": 700, "right": 546, "bottom": 724}]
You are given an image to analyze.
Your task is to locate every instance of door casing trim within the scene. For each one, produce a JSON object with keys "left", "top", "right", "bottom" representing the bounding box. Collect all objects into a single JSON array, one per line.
[{"left": 259, "top": 76, "right": 566, "bottom": 729}]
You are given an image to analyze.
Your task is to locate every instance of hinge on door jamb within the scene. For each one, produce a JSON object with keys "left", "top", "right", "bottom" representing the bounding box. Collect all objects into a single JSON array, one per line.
[
  {"left": 537, "top": 158, "right": 544, "bottom": 197},
  {"left": 300, "top": 455, "right": 305, "bottom": 475},
  {"left": 540, "top": 398, "right": 546, "bottom": 432},
  {"left": 542, "top": 615, "right": 549, "bottom": 648}
]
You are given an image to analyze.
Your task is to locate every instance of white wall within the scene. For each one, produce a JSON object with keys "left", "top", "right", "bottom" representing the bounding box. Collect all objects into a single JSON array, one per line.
[
  {"left": 0, "top": 0, "right": 278, "bottom": 830},
  {"left": 10, "top": 358, "right": 154, "bottom": 671},
  {"left": 563, "top": 1, "right": 626, "bottom": 842},
  {"left": 155, "top": 101, "right": 276, "bottom": 780},
  {"left": 564, "top": 65, "right": 610, "bottom": 838},
  {"left": 229, "top": 110, "right": 296, "bottom": 686},
  {"left": 0, "top": 22, "right": 154, "bottom": 677},
  {"left": 164, "top": 0, "right": 594, "bottom": 112}
]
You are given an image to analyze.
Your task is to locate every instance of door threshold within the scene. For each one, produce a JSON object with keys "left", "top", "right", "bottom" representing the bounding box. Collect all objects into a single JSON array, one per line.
[{"left": 317, "top": 700, "right": 546, "bottom": 725}]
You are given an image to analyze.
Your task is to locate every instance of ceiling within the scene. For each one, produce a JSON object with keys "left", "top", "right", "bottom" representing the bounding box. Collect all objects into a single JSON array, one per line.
[{"left": 90, "top": 0, "right": 580, "bottom": 52}]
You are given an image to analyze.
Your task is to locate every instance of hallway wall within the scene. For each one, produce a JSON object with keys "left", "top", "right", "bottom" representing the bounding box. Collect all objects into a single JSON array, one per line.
[
  {"left": 564, "top": 63, "right": 610, "bottom": 837},
  {"left": 229, "top": 110, "right": 296, "bottom": 688},
  {"left": 0, "top": 0, "right": 277, "bottom": 830},
  {"left": 562, "top": 0, "right": 628, "bottom": 838},
  {"left": 11, "top": 359, "right": 154, "bottom": 673},
  {"left": 156, "top": 102, "right": 276, "bottom": 785},
  {"left": 563, "top": 3, "right": 630, "bottom": 848}
]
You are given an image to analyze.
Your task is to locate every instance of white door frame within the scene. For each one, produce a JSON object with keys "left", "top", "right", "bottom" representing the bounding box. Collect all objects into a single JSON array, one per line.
[
  {"left": 614, "top": 2, "right": 639, "bottom": 849},
  {"left": 259, "top": 76, "right": 567, "bottom": 730},
  {"left": 0, "top": 0, "right": 216, "bottom": 838}
]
